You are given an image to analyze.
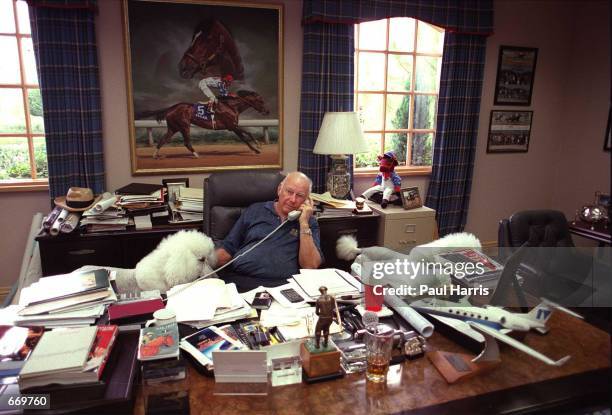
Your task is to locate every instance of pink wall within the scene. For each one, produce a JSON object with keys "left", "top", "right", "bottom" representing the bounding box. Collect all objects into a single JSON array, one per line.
[{"left": 0, "top": 0, "right": 609, "bottom": 286}]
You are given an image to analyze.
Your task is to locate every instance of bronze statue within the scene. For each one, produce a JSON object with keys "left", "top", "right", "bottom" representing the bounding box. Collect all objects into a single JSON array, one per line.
[{"left": 314, "top": 286, "right": 340, "bottom": 349}]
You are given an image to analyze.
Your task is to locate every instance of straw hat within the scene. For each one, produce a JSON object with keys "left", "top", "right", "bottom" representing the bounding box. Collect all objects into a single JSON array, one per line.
[{"left": 54, "top": 187, "right": 101, "bottom": 212}]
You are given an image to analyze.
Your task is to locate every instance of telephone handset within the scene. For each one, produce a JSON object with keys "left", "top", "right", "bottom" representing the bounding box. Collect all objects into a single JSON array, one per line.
[{"left": 288, "top": 210, "right": 302, "bottom": 221}]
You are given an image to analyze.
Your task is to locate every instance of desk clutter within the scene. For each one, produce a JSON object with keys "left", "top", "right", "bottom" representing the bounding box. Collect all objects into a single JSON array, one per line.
[{"left": 39, "top": 182, "right": 204, "bottom": 238}]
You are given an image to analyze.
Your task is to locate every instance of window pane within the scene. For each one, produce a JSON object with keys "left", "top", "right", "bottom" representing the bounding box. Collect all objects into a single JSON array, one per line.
[
  {"left": 355, "top": 133, "right": 381, "bottom": 168},
  {"left": 385, "top": 133, "right": 407, "bottom": 166},
  {"left": 0, "top": 137, "right": 31, "bottom": 180},
  {"left": 411, "top": 133, "right": 433, "bottom": 166},
  {"left": 21, "top": 38, "right": 37, "bottom": 84},
  {"left": 33, "top": 135, "right": 47, "bottom": 178},
  {"left": 16, "top": 0, "right": 30, "bottom": 35},
  {"left": 413, "top": 95, "right": 437, "bottom": 129},
  {"left": 0, "top": 0, "right": 15, "bottom": 33},
  {"left": 388, "top": 18, "right": 414, "bottom": 52},
  {"left": 358, "top": 19, "right": 386, "bottom": 51},
  {"left": 415, "top": 56, "right": 442, "bottom": 92},
  {"left": 356, "top": 93, "right": 383, "bottom": 131},
  {"left": 0, "top": 88, "right": 26, "bottom": 132},
  {"left": 357, "top": 52, "right": 385, "bottom": 91},
  {"left": 386, "top": 54, "right": 412, "bottom": 92},
  {"left": 385, "top": 94, "right": 410, "bottom": 130},
  {"left": 417, "top": 22, "right": 444, "bottom": 54},
  {"left": 0, "top": 36, "right": 20, "bottom": 84},
  {"left": 28, "top": 88, "right": 44, "bottom": 132}
]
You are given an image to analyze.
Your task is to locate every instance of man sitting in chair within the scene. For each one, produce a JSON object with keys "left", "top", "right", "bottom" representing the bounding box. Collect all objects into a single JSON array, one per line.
[{"left": 214, "top": 172, "right": 323, "bottom": 291}]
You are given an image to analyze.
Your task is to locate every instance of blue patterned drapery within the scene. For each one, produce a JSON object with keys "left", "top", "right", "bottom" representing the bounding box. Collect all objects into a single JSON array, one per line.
[
  {"left": 298, "top": 22, "right": 355, "bottom": 193},
  {"left": 425, "top": 33, "right": 487, "bottom": 235},
  {"left": 27, "top": 0, "right": 105, "bottom": 198},
  {"left": 299, "top": 0, "right": 493, "bottom": 233}
]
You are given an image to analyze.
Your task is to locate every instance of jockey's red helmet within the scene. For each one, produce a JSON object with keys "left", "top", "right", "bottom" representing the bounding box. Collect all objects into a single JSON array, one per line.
[{"left": 223, "top": 74, "right": 234, "bottom": 83}]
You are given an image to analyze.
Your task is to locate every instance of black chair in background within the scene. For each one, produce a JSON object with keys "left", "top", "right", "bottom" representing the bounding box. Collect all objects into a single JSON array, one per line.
[
  {"left": 203, "top": 171, "right": 285, "bottom": 245},
  {"left": 498, "top": 209, "right": 574, "bottom": 250}
]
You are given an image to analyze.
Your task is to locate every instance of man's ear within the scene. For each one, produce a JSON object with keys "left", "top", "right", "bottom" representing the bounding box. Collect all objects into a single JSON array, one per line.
[{"left": 277, "top": 182, "right": 283, "bottom": 196}]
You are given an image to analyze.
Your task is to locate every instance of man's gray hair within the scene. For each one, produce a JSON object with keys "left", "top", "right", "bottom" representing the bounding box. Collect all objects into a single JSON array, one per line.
[{"left": 280, "top": 171, "right": 313, "bottom": 195}]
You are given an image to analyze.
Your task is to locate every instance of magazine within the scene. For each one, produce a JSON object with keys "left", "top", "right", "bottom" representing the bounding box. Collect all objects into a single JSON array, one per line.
[
  {"left": 137, "top": 323, "right": 180, "bottom": 361},
  {"left": 179, "top": 326, "right": 244, "bottom": 367},
  {"left": 435, "top": 249, "right": 503, "bottom": 288}
]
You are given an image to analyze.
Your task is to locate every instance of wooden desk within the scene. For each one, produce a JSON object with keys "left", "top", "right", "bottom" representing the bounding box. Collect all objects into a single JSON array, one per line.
[
  {"left": 569, "top": 221, "right": 611, "bottom": 246},
  {"left": 134, "top": 312, "right": 610, "bottom": 414}
]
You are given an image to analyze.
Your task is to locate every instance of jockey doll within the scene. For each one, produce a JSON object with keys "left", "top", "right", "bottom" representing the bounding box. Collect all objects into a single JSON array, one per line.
[{"left": 361, "top": 151, "right": 401, "bottom": 208}]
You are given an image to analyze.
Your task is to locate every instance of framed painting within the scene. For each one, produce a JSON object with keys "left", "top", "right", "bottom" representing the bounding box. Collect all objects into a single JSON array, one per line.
[
  {"left": 493, "top": 46, "right": 538, "bottom": 106},
  {"left": 486, "top": 110, "right": 533, "bottom": 153},
  {"left": 123, "top": 0, "right": 283, "bottom": 175}
]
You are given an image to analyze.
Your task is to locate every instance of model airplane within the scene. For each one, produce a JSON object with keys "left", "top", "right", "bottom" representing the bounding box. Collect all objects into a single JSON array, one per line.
[{"left": 409, "top": 297, "right": 582, "bottom": 366}]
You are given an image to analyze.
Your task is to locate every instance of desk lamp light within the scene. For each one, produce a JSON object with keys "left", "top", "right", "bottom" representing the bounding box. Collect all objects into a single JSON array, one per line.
[{"left": 313, "top": 112, "right": 368, "bottom": 199}]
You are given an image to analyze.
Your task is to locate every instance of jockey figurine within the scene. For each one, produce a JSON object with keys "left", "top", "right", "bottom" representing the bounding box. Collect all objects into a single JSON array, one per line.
[
  {"left": 361, "top": 151, "right": 401, "bottom": 208},
  {"left": 198, "top": 74, "right": 234, "bottom": 113}
]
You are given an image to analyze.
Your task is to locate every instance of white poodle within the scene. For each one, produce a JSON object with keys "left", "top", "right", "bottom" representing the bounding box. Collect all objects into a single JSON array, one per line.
[{"left": 134, "top": 230, "right": 217, "bottom": 293}]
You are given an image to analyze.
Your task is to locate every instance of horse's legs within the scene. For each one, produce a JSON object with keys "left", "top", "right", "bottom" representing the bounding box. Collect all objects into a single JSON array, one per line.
[
  {"left": 231, "top": 128, "right": 261, "bottom": 154},
  {"left": 179, "top": 127, "right": 199, "bottom": 158},
  {"left": 153, "top": 128, "right": 177, "bottom": 159}
]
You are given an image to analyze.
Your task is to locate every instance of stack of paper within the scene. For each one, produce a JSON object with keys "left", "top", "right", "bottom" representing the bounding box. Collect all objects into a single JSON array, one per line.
[
  {"left": 260, "top": 302, "right": 342, "bottom": 341},
  {"left": 168, "top": 187, "right": 204, "bottom": 223},
  {"left": 16, "top": 269, "right": 116, "bottom": 326},
  {"left": 166, "top": 279, "right": 254, "bottom": 328},
  {"left": 311, "top": 192, "right": 354, "bottom": 209},
  {"left": 291, "top": 268, "right": 361, "bottom": 300},
  {"left": 81, "top": 200, "right": 129, "bottom": 233}
]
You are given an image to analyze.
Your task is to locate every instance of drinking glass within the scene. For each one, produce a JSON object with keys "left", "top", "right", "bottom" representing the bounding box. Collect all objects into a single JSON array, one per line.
[{"left": 364, "top": 324, "right": 394, "bottom": 383}]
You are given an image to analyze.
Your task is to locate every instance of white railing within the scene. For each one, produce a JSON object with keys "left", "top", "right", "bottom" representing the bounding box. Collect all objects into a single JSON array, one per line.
[{"left": 134, "top": 119, "right": 279, "bottom": 145}]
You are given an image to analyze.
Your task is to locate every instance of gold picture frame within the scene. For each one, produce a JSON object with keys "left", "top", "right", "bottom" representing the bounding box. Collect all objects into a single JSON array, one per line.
[{"left": 123, "top": 0, "right": 283, "bottom": 175}]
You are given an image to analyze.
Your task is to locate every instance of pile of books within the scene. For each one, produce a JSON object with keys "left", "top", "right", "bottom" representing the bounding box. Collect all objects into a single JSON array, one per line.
[
  {"left": 80, "top": 201, "right": 130, "bottom": 233},
  {"left": 169, "top": 187, "right": 204, "bottom": 224},
  {"left": 115, "top": 183, "right": 167, "bottom": 216},
  {"left": 15, "top": 268, "right": 116, "bottom": 327},
  {"left": 18, "top": 325, "right": 118, "bottom": 391}
]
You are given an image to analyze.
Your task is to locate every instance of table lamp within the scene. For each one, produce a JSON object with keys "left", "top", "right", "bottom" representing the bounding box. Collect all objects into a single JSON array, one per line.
[{"left": 313, "top": 112, "right": 368, "bottom": 199}]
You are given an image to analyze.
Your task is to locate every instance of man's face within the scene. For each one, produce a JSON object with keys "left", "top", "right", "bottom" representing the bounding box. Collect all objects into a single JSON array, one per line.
[{"left": 277, "top": 177, "right": 309, "bottom": 215}]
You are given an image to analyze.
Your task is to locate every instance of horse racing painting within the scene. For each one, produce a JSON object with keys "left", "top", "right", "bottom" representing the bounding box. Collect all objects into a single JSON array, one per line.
[{"left": 123, "top": 0, "right": 283, "bottom": 174}]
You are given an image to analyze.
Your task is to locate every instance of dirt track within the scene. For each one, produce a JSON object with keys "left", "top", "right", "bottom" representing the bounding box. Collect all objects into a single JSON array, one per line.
[{"left": 136, "top": 144, "right": 280, "bottom": 170}]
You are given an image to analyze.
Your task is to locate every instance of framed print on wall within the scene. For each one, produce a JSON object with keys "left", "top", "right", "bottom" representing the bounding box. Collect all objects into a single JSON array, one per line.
[
  {"left": 493, "top": 45, "right": 538, "bottom": 106},
  {"left": 487, "top": 110, "right": 533, "bottom": 153},
  {"left": 123, "top": 0, "right": 283, "bottom": 175}
]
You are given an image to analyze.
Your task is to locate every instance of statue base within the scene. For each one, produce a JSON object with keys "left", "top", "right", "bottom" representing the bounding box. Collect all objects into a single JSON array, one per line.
[{"left": 300, "top": 340, "right": 341, "bottom": 379}]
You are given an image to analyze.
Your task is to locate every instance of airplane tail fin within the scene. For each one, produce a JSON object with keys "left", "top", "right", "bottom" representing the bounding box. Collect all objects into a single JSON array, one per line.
[{"left": 520, "top": 299, "right": 583, "bottom": 333}]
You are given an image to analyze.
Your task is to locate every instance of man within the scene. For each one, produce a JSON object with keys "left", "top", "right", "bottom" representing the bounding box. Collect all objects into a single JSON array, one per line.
[
  {"left": 198, "top": 74, "right": 234, "bottom": 111},
  {"left": 215, "top": 172, "right": 323, "bottom": 291}
]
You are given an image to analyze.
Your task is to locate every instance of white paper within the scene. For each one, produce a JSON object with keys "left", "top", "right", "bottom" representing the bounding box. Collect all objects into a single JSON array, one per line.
[
  {"left": 166, "top": 278, "right": 226, "bottom": 322},
  {"left": 292, "top": 268, "right": 360, "bottom": 298},
  {"left": 134, "top": 215, "right": 152, "bottom": 229}
]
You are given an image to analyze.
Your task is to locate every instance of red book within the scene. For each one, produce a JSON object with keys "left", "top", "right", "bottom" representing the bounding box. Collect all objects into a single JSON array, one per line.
[
  {"left": 84, "top": 325, "right": 119, "bottom": 380},
  {"left": 107, "top": 298, "right": 165, "bottom": 323}
]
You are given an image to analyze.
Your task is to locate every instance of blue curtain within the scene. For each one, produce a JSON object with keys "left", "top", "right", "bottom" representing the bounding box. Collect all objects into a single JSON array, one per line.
[
  {"left": 300, "top": 0, "right": 493, "bottom": 234},
  {"left": 298, "top": 22, "right": 355, "bottom": 193},
  {"left": 28, "top": 0, "right": 105, "bottom": 198},
  {"left": 425, "top": 33, "right": 487, "bottom": 235}
]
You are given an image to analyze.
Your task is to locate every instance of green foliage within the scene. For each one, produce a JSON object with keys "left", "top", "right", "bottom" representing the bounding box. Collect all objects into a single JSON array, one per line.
[
  {"left": 0, "top": 143, "right": 48, "bottom": 180},
  {"left": 28, "top": 89, "right": 43, "bottom": 117}
]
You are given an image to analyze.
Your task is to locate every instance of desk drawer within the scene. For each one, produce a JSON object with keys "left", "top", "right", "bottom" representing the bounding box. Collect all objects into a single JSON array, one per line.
[
  {"left": 39, "top": 238, "right": 123, "bottom": 276},
  {"left": 379, "top": 217, "right": 435, "bottom": 254}
]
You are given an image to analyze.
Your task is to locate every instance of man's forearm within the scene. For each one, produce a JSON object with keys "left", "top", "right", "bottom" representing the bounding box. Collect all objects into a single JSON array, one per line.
[
  {"left": 298, "top": 228, "right": 322, "bottom": 269},
  {"left": 215, "top": 248, "right": 233, "bottom": 267}
]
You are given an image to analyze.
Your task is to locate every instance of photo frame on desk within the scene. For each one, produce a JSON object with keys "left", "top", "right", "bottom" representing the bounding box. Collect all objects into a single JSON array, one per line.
[
  {"left": 123, "top": 0, "right": 283, "bottom": 175},
  {"left": 163, "top": 178, "right": 189, "bottom": 203},
  {"left": 400, "top": 187, "right": 423, "bottom": 210}
]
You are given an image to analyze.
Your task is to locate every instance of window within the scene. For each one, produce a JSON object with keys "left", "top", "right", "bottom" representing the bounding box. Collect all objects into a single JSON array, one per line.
[
  {"left": 354, "top": 18, "right": 444, "bottom": 173},
  {"left": 0, "top": 0, "right": 47, "bottom": 190}
]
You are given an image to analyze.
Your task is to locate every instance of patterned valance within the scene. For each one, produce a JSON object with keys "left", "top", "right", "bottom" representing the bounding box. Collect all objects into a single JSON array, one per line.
[
  {"left": 26, "top": 0, "right": 97, "bottom": 12},
  {"left": 303, "top": 0, "right": 493, "bottom": 36}
]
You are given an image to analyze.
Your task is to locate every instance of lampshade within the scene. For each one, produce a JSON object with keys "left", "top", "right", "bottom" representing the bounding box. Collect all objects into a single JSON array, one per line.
[{"left": 313, "top": 112, "right": 368, "bottom": 155}]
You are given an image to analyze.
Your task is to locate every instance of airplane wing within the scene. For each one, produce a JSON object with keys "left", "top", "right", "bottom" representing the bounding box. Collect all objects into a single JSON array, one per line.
[{"left": 467, "top": 321, "right": 570, "bottom": 366}]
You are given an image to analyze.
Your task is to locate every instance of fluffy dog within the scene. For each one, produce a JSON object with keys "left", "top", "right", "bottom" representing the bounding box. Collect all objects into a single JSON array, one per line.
[{"left": 134, "top": 230, "right": 217, "bottom": 293}]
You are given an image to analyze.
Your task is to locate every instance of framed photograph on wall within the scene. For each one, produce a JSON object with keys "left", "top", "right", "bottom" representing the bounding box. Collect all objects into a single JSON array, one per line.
[
  {"left": 486, "top": 110, "right": 533, "bottom": 153},
  {"left": 400, "top": 187, "right": 423, "bottom": 210},
  {"left": 493, "top": 46, "right": 538, "bottom": 106},
  {"left": 123, "top": 0, "right": 283, "bottom": 175}
]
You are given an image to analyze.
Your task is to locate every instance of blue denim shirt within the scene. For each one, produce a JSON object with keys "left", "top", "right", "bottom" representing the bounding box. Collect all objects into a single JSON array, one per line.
[{"left": 221, "top": 201, "right": 323, "bottom": 284}]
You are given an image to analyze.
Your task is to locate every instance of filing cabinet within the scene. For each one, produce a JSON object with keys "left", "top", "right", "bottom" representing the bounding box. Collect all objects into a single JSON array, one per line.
[{"left": 368, "top": 203, "right": 436, "bottom": 254}]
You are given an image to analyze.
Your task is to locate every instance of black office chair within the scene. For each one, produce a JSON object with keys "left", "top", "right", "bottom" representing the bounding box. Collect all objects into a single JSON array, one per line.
[
  {"left": 498, "top": 209, "right": 574, "bottom": 249},
  {"left": 203, "top": 170, "right": 285, "bottom": 245}
]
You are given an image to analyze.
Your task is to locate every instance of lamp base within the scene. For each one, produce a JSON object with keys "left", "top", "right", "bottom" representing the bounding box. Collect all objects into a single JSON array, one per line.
[{"left": 326, "top": 155, "right": 351, "bottom": 199}]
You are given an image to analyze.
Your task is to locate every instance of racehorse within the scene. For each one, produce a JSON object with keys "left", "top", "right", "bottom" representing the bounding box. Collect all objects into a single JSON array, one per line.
[
  {"left": 137, "top": 90, "right": 269, "bottom": 159},
  {"left": 178, "top": 18, "right": 244, "bottom": 81}
]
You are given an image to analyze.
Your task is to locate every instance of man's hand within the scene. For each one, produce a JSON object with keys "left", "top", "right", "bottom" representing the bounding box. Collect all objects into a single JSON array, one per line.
[{"left": 298, "top": 197, "right": 314, "bottom": 227}]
